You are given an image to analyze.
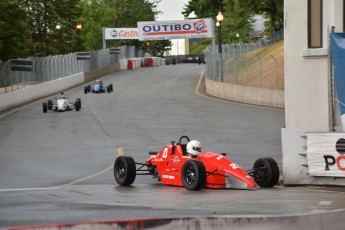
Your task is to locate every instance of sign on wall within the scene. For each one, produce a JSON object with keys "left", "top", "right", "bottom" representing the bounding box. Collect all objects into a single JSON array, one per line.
[
  {"left": 330, "top": 33, "right": 345, "bottom": 130},
  {"left": 137, "top": 19, "right": 214, "bottom": 41},
  {"left": 307, "top": 133, "right": 345, "bottom": 177},
  {"left": 10, "top": 60, "right": 33, "bottom": 71},
  {"left": 104, "top": 28, "right": 138, "bottom": 40}
]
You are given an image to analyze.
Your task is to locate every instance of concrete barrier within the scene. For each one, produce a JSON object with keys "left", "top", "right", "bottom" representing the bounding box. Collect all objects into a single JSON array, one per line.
[
  {"left": 7, "top": 209, "right": 345, "bottom": 230},
  {"left": 0, "top": 73, "right": 84, "bottom": 112},
  {"left": 205, "top": 76, "right": 285, "bottom": 109}
]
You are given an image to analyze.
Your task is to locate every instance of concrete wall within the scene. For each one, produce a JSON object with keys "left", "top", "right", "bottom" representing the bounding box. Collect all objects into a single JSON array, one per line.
[
  {"left": 283, "top": 0, "right": 345, "bottom": 185},
  {"left": 0, "top": 73, "right": 84, "bottom": 112},
  {"left": 84, "top": 63, "right": 120, "bottom": 82},
  {"left": 205, "top": 77, "right": 285, "bottom": 109},
  {"left": 13, "top": 209, "right": 345, "bottom": 230}
]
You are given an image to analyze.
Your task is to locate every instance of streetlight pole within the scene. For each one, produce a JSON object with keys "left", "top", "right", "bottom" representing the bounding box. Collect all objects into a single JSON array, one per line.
[
  {"left": 76, "top": 23, "right": 82, "bottom": 52},
  {"left": 216, "top": 12, "right": 224, "bottom": 82},
  {"left": 216, "top": 12, "right": 224, "bottom": 54}
]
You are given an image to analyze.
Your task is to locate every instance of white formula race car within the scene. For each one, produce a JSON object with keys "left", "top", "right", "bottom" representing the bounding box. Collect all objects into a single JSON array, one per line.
[{"left": 43, "top": 92, "right": 81, "bottom": 113}]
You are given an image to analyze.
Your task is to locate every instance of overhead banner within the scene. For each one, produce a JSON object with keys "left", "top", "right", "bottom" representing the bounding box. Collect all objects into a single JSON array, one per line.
[
  {"left": 137, "top": 19, "right": 214, "bottom": 41},
  {"left": 330, "top": 33, "right": 345, "bottom": 130},
  {"left": 104, "top": 28, "right": 138, "bottom": 40},
  {"left": 306, "top": 134, "right": 345, "bottom": 177}
]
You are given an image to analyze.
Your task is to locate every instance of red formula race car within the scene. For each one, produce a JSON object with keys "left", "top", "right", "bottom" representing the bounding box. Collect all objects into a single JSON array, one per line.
[{"left": 113, "top": 136, "right": 280, "bottom": 191}]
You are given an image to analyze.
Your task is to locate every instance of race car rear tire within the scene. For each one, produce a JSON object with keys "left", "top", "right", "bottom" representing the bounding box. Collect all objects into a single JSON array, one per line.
[
  {"left": 181, "top": 160, "right": 206, "bottom": 191},
  {"left": 43, "top": 102, "right": 48, "bottom": 113},
  {"left": 114, "top": 156, "right": 136, "bottom": 186},
  {"left": 253, "top": 157, "right": 279, "bottom": 188},
  {"left": 110, "top": 84, "right": 113, "bottom": 92},
  {"left": 107, "top": 85, "right": 111, "bottom": 93},
  {"left": 77, "top": 98, "right": 81, "bottom": 108},
  {"left": 47, "top": 100, "right": 53, "bottom": 110},
  {"left": 75, "top": 100, "right": 80, "bottom": 111},
  {"left": 84, "top": 86, "right": 88, "bottom": 94}
]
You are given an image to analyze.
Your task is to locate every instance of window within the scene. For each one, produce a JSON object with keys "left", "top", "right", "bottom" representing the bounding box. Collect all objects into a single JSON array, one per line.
[{"left": 308, "top": 0, "right": 323, "bottom": 48}]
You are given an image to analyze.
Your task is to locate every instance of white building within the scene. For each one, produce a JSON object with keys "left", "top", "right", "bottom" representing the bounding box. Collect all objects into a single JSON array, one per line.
[{"left": 283, "top": 0, "right": 345, "bottom": 185}]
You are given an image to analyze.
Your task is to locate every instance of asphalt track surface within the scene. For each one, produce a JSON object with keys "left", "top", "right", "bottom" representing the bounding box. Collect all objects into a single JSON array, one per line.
[{"left": 1, "top": 64, "right": 345, "bottom": 228}]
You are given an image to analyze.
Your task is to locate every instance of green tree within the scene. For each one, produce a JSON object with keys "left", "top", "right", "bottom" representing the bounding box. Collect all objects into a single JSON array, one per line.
[
  {"left": 182, "top": 0, "right": 224, "bottom": 19},
  {"left": 189, "top": 39, "right": 211, "bottom": 55},
  {"left": 80, "top": 0, "right": 170, "bottom": 55},
  {"left": 0, "top": 0, "right": 31, "bottom": 60},
  {"left": 221, "top": 0, "right": 255, "bottom": 43},
  {"left": 183, "top": 0, "right": 253, "bottom": 44},
  {"left": 19, "top": 0, "right": 82, "bottom": 56},
  {"left": 237, "top": 0, "right": 283, "bottom": 32},
  {"left": 143, "top": 40, "right": 171, "bottom": 57}
]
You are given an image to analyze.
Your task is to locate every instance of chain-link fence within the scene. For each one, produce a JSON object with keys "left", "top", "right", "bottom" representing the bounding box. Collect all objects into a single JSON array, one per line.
[
  {"left": 204, "top": 30, "right": 284, "bottom": 90},
  {"left": 0, "top": 46, "right": 149, "bottom": 94}
]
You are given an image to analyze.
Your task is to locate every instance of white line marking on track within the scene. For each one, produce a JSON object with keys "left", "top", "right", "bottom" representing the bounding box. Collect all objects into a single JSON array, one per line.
[
  {"left": 319, "top": 201, "right": 332, "bottom": 205},
  {"left": 0, "top": 162, "right": 114, "bottom": 192}
]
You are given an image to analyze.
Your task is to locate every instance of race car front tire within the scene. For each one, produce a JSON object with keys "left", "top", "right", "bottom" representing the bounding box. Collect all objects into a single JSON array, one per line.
[
  {"left": 253, "top": 157, "right": 280, "bottom": 188},
  {"left": 114, "top": 156, "right": 136, "bottom": 186},
  {"left": 181, "top": 160, "right": 206, "bottom": 191},
  {"left": 43, "top": 102, "right": 48, "bottom": 113}
]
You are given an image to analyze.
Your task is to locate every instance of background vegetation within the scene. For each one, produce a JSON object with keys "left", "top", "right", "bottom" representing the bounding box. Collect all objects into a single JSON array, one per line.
[{"left": 0, "top": 0, "right": 283, "bottom": 61}]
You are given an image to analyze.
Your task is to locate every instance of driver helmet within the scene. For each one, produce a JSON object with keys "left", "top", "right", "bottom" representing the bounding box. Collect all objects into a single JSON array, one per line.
[
  {"left": 95, "top": 79, "right": 102, "bottom": 84},
  {"left": 186, "top": 140, "right": 202, "bottom": 155}
]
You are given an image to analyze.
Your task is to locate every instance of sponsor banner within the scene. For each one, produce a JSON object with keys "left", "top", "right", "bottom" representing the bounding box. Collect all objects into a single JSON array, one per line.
[
  {"left": 306, "top": 133, "right": 345, "bottom": 177},
  {"left": 137, "top": 19, "right": 213, "bottom": 41},
  {"left": 330, "top": 33, "right": 345, "bottom": 130},
  {"left": 105, "top": 28, "right": 138, "bottom": 40}
]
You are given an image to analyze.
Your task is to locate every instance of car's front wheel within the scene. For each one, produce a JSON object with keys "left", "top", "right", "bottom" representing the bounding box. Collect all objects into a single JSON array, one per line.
[
  {"left": 253, "top": 157, "right": 279, "bottom": 187},
  {"left": 181, "top": 160, "right": 206, "bottom": 191},
  {"left": 43, "top": 102, "right": 48, "bottom": 113},
  {"left": 114, "top": 156, "right": 136, "bottom": 186}
]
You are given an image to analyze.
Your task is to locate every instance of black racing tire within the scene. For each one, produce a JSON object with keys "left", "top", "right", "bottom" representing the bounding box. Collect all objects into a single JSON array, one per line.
[
  {"left": 110, "top": 83, "right": 113, "bottom": 92},
  {"left": 84, "top": 86, "right": 88, "bottom": 94},
  {"left": 253, "top": 157, "right": 280, "bottom": 188},
  {"left": 77, "top": 98, "right": 81, "bottom": 108},
  {"left": 43, "top": 102, "right": 48, "bottom": 113},
  {"left": 181, "top": 160, "right": 206, "bottom": 191},
  {"left": 47, "top": 100, "right": 53, "bottom": 110},
  {"left": 114, "top": 156, "right": 136, "bottom": 186},
  {"left": 107, "top": 85, "right": 111, "bottom": 93},
  {"left": 75, "top": 100, "right": 80, "bottom": 111}
]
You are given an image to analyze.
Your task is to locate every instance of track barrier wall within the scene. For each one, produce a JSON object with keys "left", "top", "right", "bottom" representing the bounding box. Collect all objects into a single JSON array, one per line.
[{"left": 7, "top": 210, "right": 345, "bottom": 230}]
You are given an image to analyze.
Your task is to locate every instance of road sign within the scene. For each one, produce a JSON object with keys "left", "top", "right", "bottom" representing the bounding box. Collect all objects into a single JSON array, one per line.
[{"left": 10, "top": 60, "right": 33, "bottom": 71}]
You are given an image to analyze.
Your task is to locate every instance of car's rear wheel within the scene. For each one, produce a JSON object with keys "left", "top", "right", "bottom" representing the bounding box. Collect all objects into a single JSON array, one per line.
[
  {"left": 107, "top": 85, "right": 111, "bottom": 93},
  {"left": 181, "top": 160, "right": 206, "bottom": 191},
  {"left": 77, "top": 98, "right": 81, "bottom": 108},
  {"left": 47, "top": 100, "right": 53, "bottom": 110},
  {"left": 110, "top": 84, "right": 113, "bottom": 92},
  {"left": 75, "top": 100, "right": 80, "bottom": 111},
  {"left": 42, "top": 102, "right": 48, "bottom": 113},
  {"left": 84, "top": 86, "right": 88, "bottom": 94},
  {"left": 253, "top": 157, "right": 279, "bottom": 187},
  {"left": 114, "top": 156, "right": 136, "bottom": 186}
]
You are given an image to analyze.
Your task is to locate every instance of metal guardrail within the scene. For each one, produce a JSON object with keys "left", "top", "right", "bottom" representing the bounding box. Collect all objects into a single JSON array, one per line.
[{"left": 0, "top": 46, "right": 149, "bottom": 94}]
